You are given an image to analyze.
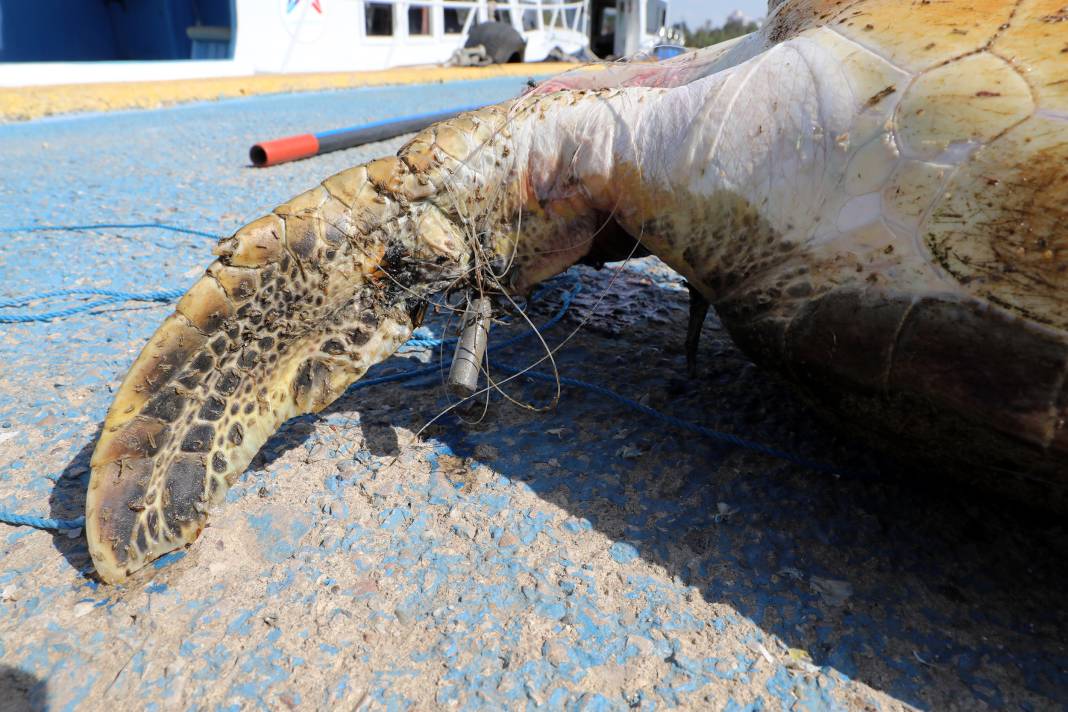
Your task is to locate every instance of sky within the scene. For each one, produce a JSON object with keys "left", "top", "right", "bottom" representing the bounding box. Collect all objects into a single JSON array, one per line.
[{"left": 666, "top": 0, "right": 769, "bottom": 28}]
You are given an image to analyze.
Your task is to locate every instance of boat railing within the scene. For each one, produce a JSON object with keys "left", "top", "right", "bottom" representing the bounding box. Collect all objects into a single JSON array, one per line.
[
  {"left": 358, "top": 1, "right": 588, "bottom": 40},
  {"left": 492, "top": 0, "right": 588, "bottom": 35},
  {"left": 360, "top": 1, "right": 485, "bottom": 40}
]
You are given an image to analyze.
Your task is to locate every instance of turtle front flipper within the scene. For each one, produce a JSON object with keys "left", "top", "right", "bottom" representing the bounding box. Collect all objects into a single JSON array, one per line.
[
  {"left": 88, "top": 41, "right": 839, "bottom": 581},
  {"left": 84, "top": 91, "right": 644, "bottom": 583},
  {"left": 85, "top": 85, "right": 667, "bottom": 583},
  {"left": 85, "top": 154, "right": 477, "bottom": 583}
]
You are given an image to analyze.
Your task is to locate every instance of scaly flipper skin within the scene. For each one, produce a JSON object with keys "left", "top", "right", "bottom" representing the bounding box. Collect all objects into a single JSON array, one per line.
[
  {"left": 85, "top": 122, "right": 494, "bottom": 582},
  {"left": 89, "top": 0, "right": 1068, "bottom": 582}
]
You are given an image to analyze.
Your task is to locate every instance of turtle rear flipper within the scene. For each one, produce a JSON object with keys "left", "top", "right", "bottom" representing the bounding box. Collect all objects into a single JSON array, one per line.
[
  {"left": 685, "top": 282, "right": 711, "bottom": 378},
  {"left": 721, "top": 288, "right": 1068, "bottom": 504}
]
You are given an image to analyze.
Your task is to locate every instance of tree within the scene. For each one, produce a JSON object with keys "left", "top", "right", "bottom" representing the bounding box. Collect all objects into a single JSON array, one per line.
[{"left": 674, "top": 13, "right": 760, "bottom": 48}]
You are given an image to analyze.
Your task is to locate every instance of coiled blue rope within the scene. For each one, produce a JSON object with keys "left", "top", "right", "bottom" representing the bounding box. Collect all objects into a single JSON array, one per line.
[
  {"left": 394, "top": 284, "right": 579, "bottom": 354},
  {"left": 396, "top": 337, "right": 450, "bottom": 353},
  {"left": 356, "top": 285, "right": 581, "bottom": 387}
]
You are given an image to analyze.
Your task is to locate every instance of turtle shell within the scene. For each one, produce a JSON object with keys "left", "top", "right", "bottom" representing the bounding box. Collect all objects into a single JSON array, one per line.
[{"left": 718, "top": 0, "right": 1068, "bottom": 499}]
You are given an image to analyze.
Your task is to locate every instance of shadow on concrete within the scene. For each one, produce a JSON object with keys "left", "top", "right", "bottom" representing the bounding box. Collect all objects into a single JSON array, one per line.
[
  {"left": 0, "top": 665, "right": 47, "bottom": 712},
  {"left": 322, "top": 268, "right": 1068, "bottom": 709},
  {"left": 44, "top": 266, "right": 1068, "bottom": 708},
  {"left": 46, "top": 426, "right": 99, "bottom": 579}
]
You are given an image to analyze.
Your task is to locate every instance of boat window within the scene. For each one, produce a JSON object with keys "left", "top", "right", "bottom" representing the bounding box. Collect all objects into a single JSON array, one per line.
[
  {"left": 599, "top": 7, "right": 616, "bottom": 34},
  {"left": 493, "top": 8, "right": 512, "bottom": 24},
  {"left": 365, "top": 3, "right": 393, "bottom": 36},
  {"left": 408, "top": 5, "right": 432, "bottom": 35},
  {"left": 564, "top": 8, "right": 578, "bottom": 29},
  {"left": 646, "top": 0, "right": 666, "bottom": 33},
  {"left": 522, "top": 9, "right": 539, "bottom": 30},
  {"left": 445, "top": 6, "right": 473, "bottom": 33}
]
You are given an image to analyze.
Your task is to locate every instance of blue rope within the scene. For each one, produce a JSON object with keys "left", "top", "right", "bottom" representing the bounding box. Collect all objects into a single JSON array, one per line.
[
  {"left": 0, "top": 289, "right": 186, "bottom": 323},
  {"left": 0, "top": 287, "right": 186, "bottom": 309},
  {"left": 0, "top": 280, "right": 846, "bottom": 533},
  {"left": 0, "top": 286, "right": 580, "bottom": 532},
  {"left": 0, "top": 220, "right": 214, "bottom": 323},
  {"left": 354, "top": 285, "right": 581, "bottom": 386},
  {"left": 396, "top": 337, "right": 451, "bottom": 353},
  {"left": 491, "top": 362, "right": 845, "bottom": 476},
  {"left": 0, "top": 511, "right": 85, "bottom": 530},
  {"left": 0, "top": 222, "right": 217, "bottom": 239},
  {"left": 393, "top": 284, "right": 580, "bottom": 354},
  {"left": 354, "top": 283, "right": 844, "bottom": 474}
]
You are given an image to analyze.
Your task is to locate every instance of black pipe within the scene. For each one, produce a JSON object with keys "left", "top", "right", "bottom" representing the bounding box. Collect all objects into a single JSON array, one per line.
[{"left": 249, "top": 104, "right": 485, "bottom": 167}]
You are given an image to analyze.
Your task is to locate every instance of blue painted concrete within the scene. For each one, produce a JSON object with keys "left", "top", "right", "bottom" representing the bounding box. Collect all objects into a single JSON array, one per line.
[{"left": 0, "top": 78, "right": 1065, "bottom": 710}]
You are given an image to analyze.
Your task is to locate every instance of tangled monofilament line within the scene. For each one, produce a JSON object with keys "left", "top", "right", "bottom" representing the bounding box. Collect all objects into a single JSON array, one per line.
[{"left": 0, "top": 222, "right": 850, "bottom": 533}]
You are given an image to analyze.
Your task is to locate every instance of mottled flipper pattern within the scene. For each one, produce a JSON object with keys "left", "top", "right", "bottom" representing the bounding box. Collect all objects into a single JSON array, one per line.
[{"left": 86, "top": 145, "right": 493, "bottom": 582}]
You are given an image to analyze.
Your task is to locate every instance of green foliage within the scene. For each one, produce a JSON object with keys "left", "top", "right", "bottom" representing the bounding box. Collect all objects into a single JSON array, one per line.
[{"left": 673, "top": 17, "right": 759, "bottom": 48}]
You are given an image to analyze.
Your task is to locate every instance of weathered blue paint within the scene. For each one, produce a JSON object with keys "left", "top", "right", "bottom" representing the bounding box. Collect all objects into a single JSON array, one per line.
[{"left": 0, "top": 76, "right": 1064, "bottom": 711}]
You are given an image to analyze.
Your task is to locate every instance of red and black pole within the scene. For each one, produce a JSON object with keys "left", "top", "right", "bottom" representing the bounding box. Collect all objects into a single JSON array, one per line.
[{"left": 249, "top": 104, "right": 484, "bottom": 167}]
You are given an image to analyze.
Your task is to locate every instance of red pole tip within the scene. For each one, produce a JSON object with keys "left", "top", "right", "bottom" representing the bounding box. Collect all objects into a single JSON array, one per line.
[{"left": 249, "top": 134, "right": 320, "bottom": 167}]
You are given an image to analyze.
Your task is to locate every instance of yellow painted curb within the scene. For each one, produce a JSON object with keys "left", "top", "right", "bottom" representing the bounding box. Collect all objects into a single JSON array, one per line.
[{"left": 0, "top": 63, "right": 582, "bottom": 121}]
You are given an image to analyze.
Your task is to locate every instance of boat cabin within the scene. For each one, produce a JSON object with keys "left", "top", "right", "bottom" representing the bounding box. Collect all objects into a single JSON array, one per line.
[{"left": 0, "top": 0, "right": 671, "bottom": 86}]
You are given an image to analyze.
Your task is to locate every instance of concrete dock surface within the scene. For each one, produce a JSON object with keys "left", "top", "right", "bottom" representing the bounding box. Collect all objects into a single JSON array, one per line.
[{"left": 0, "top": 76, "right": 1065, "bottom": 710}]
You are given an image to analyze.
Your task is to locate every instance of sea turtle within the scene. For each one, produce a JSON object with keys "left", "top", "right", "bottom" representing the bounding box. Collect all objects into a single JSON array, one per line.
[{"left": 86, "top": 0, "right": 1068, "bottom": 583}]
